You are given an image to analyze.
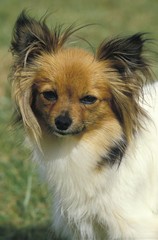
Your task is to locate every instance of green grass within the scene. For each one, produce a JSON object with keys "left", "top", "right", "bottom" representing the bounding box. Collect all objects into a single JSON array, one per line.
[{"left": 0, "top": 0, "right": 158, "bottom": 239}]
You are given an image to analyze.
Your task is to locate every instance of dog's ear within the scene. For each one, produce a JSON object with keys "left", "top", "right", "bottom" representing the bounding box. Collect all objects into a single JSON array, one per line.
[
  {"left": 97, "top": 34, "right": 152, "bottom": 141},
  {"left": 10, "top": 11, "right": 54, "bottom": 64},
  {"left": 97, "top": 33, "right": 149, "bottom": 75}
]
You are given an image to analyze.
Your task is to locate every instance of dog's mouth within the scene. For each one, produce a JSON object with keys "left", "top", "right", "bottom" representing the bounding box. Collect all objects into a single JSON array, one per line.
[
  {"left": 54, "top": 129, "right": 84, "bottom": 137},
  {"left": 47, "top": 125, "right": 85, "bottom": 137}
]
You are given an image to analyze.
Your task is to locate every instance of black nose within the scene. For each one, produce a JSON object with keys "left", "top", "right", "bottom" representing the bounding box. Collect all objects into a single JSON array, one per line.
[{"left": 55, "top": 112, "right": 72, "bottom": 131}]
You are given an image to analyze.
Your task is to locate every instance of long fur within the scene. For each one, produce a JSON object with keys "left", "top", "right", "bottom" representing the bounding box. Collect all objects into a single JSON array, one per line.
[{"left": 10, "top": 11, "right": 158, "bottom": 240}]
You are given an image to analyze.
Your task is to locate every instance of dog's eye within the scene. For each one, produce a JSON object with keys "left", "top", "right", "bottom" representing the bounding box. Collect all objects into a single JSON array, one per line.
[
  {"left": 42, "top": 91, "right": 58, "bottom": 101},
  {"left": 80, "top": 95, "right": 97, "bottom": 105}
]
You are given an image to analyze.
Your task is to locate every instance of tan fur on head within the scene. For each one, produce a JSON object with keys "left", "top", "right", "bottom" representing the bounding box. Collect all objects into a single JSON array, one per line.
[{"left": 10, "top": 11, "right": 153, "bottom": 148}]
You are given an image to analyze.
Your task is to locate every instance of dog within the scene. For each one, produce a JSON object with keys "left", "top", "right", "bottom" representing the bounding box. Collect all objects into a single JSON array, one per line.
[{"left": 10, "top": 11, "right": 158, "bottom": 240}]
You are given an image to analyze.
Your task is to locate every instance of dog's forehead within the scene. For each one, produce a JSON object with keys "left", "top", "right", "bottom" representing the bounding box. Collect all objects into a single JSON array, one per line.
[
  {"left": 39, "top": 48, "right": 106, "bottom": 83},
  {"left": 53, "top": 48, "right": 96, "bottom": 75},
  {"left": 41, "top": 48, "right": 100, "bottom": 70},
  {"left": 35, "top": 48, "right": 111, "bottom": 95},
  {"left": 57, "top": 50, "right": 106, "bottom": 90},
  {"left": 54, "top": 47, "right": 94, "bottom": 62}
]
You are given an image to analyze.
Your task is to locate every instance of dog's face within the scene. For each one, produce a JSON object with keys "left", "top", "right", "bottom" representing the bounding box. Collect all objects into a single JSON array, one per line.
[
  {"left": 10, "top": 11, "right": 152, "bottom": 152},
  {"left": 33, "top": 48, "right": 114, "bottom": 137}
]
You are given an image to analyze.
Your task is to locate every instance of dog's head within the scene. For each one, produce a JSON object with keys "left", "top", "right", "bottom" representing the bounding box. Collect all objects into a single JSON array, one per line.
[{"left": 10, "top": 11, "right": 152, "bottom": 149}]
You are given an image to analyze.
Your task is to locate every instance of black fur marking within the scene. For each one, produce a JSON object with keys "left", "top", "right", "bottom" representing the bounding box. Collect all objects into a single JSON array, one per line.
[{"left": 98, "top": 137, "right": 127, "bottom": 167}]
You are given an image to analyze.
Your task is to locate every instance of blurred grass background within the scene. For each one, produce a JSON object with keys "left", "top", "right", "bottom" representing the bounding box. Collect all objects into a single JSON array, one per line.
[{"left": 0, "top": 0, "right": 158, "bottom": 239}]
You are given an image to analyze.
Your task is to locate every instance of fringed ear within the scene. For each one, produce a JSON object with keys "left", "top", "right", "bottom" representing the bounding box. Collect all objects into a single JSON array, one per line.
[
  {"left": 10, "top": 10, "right": 55, "bottom": 65},
  {"left": 97, "top": 33, "right": 153, "bottom": 141},
  {"left": 97, "top": 33, "right": 151, "bottom": 76},
  {"left": 10, "top": 11, "right": 53, "bottom": 147}
]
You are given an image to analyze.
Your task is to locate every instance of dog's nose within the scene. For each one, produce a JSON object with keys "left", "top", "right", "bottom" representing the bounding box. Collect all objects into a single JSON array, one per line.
[{"left": 55, "top": 112, "right": 72, "bottom": 131}]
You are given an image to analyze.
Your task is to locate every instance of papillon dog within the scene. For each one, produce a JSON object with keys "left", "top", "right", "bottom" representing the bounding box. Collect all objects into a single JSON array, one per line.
[{"left": 10, "top": 11, "right": 158, "bottom": 240}]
